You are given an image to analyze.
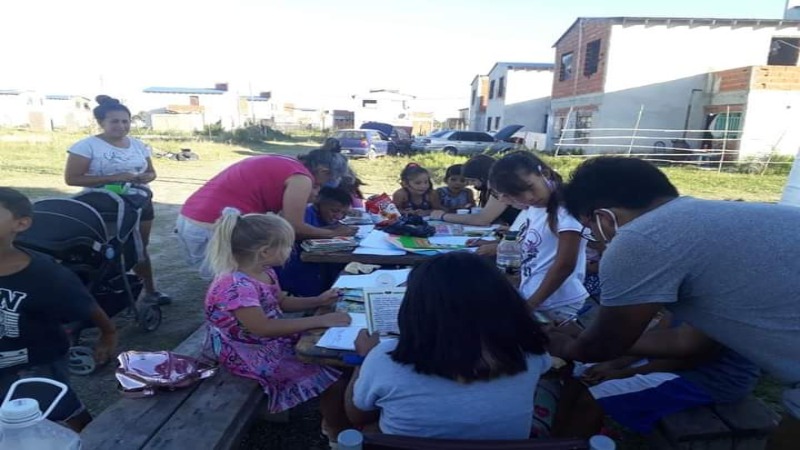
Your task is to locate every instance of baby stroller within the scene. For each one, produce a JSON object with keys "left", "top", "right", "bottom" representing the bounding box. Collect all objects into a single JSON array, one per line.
[{"left": 15, "top": 185, "right": 162, "bottom": 375}]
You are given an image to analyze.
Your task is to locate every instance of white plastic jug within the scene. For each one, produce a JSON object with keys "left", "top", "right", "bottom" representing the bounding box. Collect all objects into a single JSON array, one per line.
[{"left": 0, "top": 377, "right": 81, "bottom": 450}]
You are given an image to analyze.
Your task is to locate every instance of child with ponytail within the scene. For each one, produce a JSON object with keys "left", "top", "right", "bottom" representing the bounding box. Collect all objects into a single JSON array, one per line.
[{"left": 204, "top": 208, "right": 352, "bottom": 436}]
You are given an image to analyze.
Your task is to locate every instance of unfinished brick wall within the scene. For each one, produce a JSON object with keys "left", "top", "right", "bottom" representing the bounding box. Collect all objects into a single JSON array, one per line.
[
  {"left": 552, "top": 19, "right": 612, "bottom": 99},
  {"left": 715, "top": 67, "right": 753, "bottom": 92}
]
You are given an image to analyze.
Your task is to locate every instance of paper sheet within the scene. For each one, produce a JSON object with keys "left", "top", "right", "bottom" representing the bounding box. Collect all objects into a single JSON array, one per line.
[
  {"left": 348, "top": 313, "right": 367, "bottom": 328},
  {"left": 333, "top": 270, "right": 411, "bottom": 289},
  {"left": 316, "top": 327, "right": 361, "bottom": 350},
  {"left": 352, "top": 247, "right": 407, "bottom": 256},
  {"left": 364, "top": 288, "right": 405, "bottom": 335},
  {"left": 428, "top": 236, "right": 471, "bottom": 247},
  {"left": 357, "top": 230, "right": 398, "bottom": 251},
  {"left": 356, "top": 225, "right": 375, "bottom": 239}
]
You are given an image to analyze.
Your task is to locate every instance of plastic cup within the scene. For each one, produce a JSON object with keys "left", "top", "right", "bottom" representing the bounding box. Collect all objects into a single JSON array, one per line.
[
  {"left": 456, "top": 209, "right": 469, "bottom": 215},
  {"left": 337, "top": 429, "right": 364, "bottom": 450}
]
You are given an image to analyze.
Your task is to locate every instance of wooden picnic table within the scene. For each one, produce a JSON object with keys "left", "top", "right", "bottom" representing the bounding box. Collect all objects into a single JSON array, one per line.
[{"left": 295, "top": 302, "right": 357, "bottom": 368}]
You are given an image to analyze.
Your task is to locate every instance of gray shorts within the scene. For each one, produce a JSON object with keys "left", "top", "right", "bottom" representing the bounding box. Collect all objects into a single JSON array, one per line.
[
  {"left": 175, "top": 215, "right": 213, "bottom": 278},
  {"left": 0, "top": 358, "right": 86, "bottom": 422}
]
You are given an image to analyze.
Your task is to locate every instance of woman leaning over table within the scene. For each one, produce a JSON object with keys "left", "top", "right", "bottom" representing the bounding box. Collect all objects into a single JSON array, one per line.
[{"left": 64, "top": 95, "right": 170, "bottom": 305}]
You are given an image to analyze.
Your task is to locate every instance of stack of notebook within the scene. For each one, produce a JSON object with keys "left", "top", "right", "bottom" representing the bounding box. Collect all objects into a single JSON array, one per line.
[{"left": 300, "top": 237, "right": 359, "bottom": 253}]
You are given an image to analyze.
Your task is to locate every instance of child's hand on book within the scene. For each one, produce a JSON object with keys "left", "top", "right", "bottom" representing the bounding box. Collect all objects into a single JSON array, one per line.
[
  {"left": 317, "top": 312, "right": 351, "bottom": 328},
  {"left": 317, "top": 289, "right": 342, "bottom": 306},
  {"left": 355, "top": 329, "right": 380, "bottom": 357}
]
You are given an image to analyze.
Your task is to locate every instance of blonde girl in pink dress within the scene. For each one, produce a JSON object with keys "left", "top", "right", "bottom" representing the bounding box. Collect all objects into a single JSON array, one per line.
[{"left": 203, "top": 208, "right": 352, "bottom": 436}]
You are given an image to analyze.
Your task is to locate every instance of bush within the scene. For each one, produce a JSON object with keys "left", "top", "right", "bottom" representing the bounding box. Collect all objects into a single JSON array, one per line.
[{"left": 732, "top": 153, "right": 795, "bottom": 176}]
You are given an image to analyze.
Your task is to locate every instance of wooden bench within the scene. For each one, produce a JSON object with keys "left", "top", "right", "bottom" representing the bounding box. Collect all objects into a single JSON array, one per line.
[
  {"left": 81, "top": 325, "right": 270, "bottom": 450},
  {"left": 648, "top": 396, "right": 780, "bottom": 450}
]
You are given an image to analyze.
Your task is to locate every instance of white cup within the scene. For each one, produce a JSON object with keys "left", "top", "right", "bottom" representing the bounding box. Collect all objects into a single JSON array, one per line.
[{"left": 456, "top": 209, "right": 470, "bottom": 215}]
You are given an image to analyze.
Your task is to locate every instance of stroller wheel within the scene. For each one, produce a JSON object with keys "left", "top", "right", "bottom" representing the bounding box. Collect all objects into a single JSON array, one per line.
[
  {"left": 68, "top": 346, "right": 96, "bottom": 376},
  {"left": 137, "top": 305, "right": 162, "bottom": 332}
]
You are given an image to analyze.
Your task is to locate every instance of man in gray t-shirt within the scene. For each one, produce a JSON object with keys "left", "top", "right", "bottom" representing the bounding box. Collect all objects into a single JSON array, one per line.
[{"left": 552, "top": 157, "right": 800, "bottom": 446}]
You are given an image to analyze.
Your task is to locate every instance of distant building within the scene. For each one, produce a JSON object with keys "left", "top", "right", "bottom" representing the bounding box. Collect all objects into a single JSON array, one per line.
[
  {"left": 141, "top": 83, "right": 241, "bottom": 131},
  {"left": 44, "top": 95, "right": 93, "bottom": 130},
  {"left": 324, "top": 110, "right": 354, "bottom": 130},
  {"left": 468, "top": 75, "right": 489, "bottom": 131},
  {"left": 352, "top": 89, "right": 415, "bottom": 128},
  {"left": 0, "top": 90, "right": 48, "bottom": 131},
  {"left": 484, "top": 62, "right": 554, "bottom": 133}
]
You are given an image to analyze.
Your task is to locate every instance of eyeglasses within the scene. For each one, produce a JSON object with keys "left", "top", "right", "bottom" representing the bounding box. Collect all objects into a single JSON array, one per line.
[{"left": 580, "top": 227, "right": 597, "bottom": 242}]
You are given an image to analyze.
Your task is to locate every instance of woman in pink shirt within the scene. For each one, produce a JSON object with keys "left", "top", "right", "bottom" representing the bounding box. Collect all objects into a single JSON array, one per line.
[{"left": 176, "top": 150, "right": 356, "bottom": 274}]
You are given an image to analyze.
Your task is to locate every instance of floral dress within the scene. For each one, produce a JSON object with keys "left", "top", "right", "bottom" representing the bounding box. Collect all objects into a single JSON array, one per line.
[{"left": 204, "top": 269, "right": 341, "bottom": 413}]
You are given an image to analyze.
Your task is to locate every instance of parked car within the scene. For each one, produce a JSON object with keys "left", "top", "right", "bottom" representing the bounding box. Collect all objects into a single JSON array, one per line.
[
  {"left": 360, "top": 122, "right": 413, "bottom": 155},
  {"left": 484, "top": 124, "right": 526, "bottom": 155},
  {"left": 409, "top": 130, "right": 493, "bottom": 156},
  {"left": 332, "top": 129, "right": 390, "bottom": 159}
]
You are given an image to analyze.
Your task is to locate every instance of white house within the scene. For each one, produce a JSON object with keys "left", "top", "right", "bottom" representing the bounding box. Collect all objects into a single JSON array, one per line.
[
  {"left": 44, "top": 95, "right": 93, "bottom": 130},
  {"left": 483, "top": 62, "right": 554, "bottom": 133},
  {"left": 468, "top": 75, "right": 489, "bottom": 131},
  {"left": 141, "top": 83, "right": 242, "bottom": 130},
  {"left": 352, "top": 89, "right": 415, "bottom": 128},
  {"left": 550, "top": 16, "right": 800, "bottom": 158},
  {"left": 0, "top": 90, "right": 48, "bottom": 130}
]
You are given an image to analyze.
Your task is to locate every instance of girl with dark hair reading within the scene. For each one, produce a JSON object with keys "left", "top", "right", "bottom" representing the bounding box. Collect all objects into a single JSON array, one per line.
[
  {"left": 489, "top": 151, "right": 588, "bottom": 322},
  {"left": 344, "top": 252, "right": 551, "bottom": 439},
  {"left": 65, "top": 95, "right": 169, "bottom": 304},
  {"left": 391, "top": 163, "right": 441, "bottom": 216}
]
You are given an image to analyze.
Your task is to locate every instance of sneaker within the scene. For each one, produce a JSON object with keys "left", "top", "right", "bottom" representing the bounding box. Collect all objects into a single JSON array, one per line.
[{"left": 143, "top": 291, "right": 172, "bottom": 305}]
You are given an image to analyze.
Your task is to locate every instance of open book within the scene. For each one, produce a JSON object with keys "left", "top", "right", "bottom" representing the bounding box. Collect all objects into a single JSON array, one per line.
[{"left": 364, "top": 288, "right": 406, "bottom": 335}]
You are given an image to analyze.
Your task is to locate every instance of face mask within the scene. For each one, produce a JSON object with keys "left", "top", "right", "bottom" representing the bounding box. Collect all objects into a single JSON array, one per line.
[
  {"left": 323, "top": 178, "right": 341, "bottom": 188},
  {"left": 595, "top": 208, "right": 619, "bottom": 243}
]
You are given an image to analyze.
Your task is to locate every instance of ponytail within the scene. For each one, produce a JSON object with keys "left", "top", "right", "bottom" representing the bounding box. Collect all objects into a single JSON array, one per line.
[
  {"left": 205, "top": 208, "right": 244, "bottom": 276},
  {"left": 204, "top": 207, "right": 295, "bottom": 277}
]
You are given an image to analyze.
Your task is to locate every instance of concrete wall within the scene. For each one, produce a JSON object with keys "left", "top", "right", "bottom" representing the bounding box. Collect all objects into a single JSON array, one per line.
[
  {"left": 504, "top": 97, "right": 551, "bottom": 134},
  {"left": 353, "top": 91, "right": 414, "bottom": 128},
  {"left": 44, "top": 98, "right": 93, "bottom": 130},
  {"left": 486, "top": 68, "right": 553, "bottom": 131},
  {"left": 604, "top": 24, "right": 800, "bottom": 94},
  {"left": 740, "top": 89, "right": 800, "bottom": 156},
  {"left": 0, "top": 92, "right": 46, "bottom": 128},
  {"left": 469, "top": 76, "right": 488, "bottom": 131},
  {"left": 150, "top": 113, "right": 205, "bottom": 132}
]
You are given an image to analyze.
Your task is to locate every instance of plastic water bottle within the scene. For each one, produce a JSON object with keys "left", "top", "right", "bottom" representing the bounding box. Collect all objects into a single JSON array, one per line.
[
  {"left": 496, "top": 232, "right": 521, "bottom": 275},
  {"left": 0, "top": 378, "right": 81, "bottom": 450},
  {"left": 337, "top": 429, "right": 363, "bottom": 450}
]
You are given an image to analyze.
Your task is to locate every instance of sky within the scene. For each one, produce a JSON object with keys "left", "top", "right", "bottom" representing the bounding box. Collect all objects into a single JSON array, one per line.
[{"left": 0, "top": 0, "right": 790, "bottom": 117}]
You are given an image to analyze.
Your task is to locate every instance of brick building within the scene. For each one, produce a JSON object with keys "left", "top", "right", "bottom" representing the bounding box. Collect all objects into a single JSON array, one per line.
[{"left": 550, "top": 16, "right": 800, "bottom": 157}]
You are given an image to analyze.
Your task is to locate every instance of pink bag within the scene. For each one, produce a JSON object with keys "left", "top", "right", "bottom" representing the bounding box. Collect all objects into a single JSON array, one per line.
[{"left": 115, "top": 351, "right": 218, "bottom": 398}]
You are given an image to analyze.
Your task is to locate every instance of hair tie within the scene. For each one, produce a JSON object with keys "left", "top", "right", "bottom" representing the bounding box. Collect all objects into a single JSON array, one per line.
[{"left": 221, "top": 207, "right": 242, "bottom": 217}]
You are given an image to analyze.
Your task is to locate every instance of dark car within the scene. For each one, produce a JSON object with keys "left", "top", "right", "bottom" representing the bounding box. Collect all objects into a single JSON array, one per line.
[
  {"left": 360, "top": 122, "right": 413, "bottom": 156},
  {"left": 332, "top": 129, "right": 390, "bottom": 159},
  {"left": 485, "top": 124, "right": 526, "bottom": 155}
]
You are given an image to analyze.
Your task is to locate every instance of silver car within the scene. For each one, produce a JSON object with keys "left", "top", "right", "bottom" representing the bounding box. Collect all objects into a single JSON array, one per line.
[{"left": 413, "top": 125, "right": 524, "bottom": 156}]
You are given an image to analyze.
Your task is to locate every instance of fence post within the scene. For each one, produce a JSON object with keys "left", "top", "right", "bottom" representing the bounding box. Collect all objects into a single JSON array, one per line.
[
  {"left": 627, "top": 105, "right": 644, "bottom": 156},
  {"left": 554, "top": 107, "right": 573, "bottom": 157},
  {"left": 718, "top": 105, "right": 730, "bottom": 173}
]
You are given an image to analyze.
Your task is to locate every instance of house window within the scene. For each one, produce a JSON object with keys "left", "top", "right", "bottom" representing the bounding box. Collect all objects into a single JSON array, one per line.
[
  {"left": 575, "top": 111, "right": 593, "bottom": 139},
  {"left": 362, "top": 99, "right": 378, "bottom": 109},
  {"left": 559, "top": 52, "right": 574, "bottom": 81},
  {"left": 189, "top": 95, "right": 200, "bottom": 106},
  {"left": 489, "top": 80, "right": 496, "bottom": 99},
  {"left": 486, "top": 117, "right": 492, "bottom": 131},
  {"left": 768, "top": 37, "right": 800, "bottom": 66},
  {"left": 495, "top": 117, "right": 501, "bottom": 129},
  {"left": 584, "top": 39, "right": 601, "bottom": 76},
  {"left": 497, "top": 77, "right": 505, "bottom": 98},
  {"left": 471, "top": 89, "right": 477, "bottom": 105}
]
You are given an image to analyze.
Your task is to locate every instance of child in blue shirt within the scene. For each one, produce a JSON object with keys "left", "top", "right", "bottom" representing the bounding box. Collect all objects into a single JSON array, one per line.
[{"left": 278, "top": 187, "right": 352, "bottom": 296}]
